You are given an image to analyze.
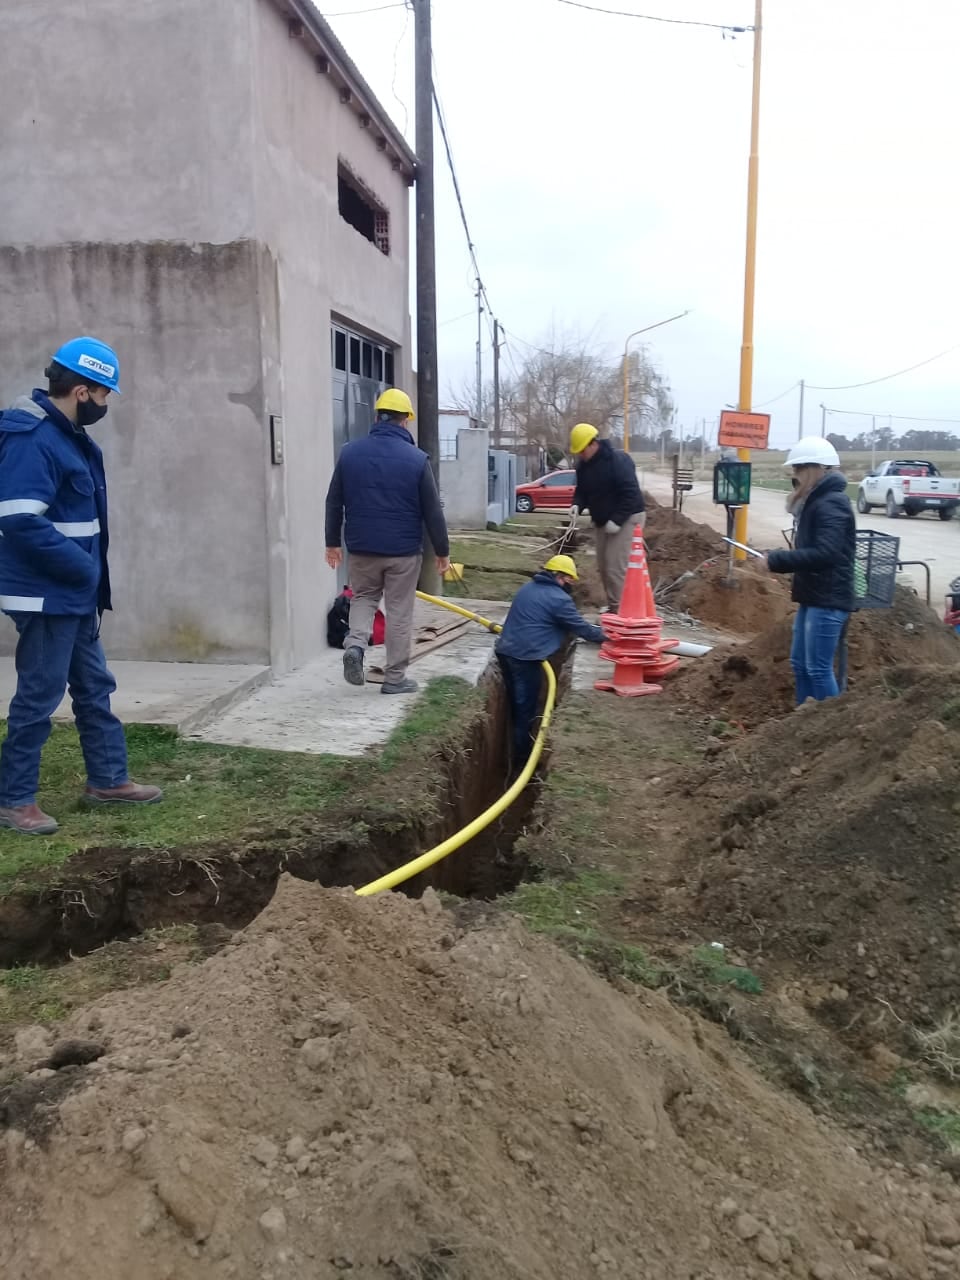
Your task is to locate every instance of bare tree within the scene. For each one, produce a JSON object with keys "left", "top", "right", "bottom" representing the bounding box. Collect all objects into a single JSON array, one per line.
[{"left": 448, "top": 329, "right": 674, "bottom": 458}]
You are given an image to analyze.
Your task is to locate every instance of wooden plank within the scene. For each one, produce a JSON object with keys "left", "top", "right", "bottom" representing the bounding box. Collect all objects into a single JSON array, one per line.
[{"left": 366, "top": 619, "right": 471, "bottom": 682}]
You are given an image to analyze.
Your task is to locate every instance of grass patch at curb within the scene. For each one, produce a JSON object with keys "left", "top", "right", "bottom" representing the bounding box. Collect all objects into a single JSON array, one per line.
[
  {"left": 505, "top": 872, "right": 662, "bottom": 987},
  {"left": 0, "top": 723, "right": 349, "bottom": 889},
  {"left": 0, "top": 676, "right": 483, "bottom": 891},
  {"left": 378, "top": 676, "right": 484, "bottom": 771},
  {"left": 0, "top": 923, "right": 226, "bottom": 1044}
]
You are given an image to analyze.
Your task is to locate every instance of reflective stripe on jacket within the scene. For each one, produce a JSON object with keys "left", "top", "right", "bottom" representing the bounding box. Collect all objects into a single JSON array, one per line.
[{"left": 0, "top": 390, "right": 111, "bottom": 615}]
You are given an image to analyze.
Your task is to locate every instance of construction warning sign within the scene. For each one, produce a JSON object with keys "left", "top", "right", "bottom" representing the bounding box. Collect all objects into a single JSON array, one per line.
[{"left": 718, "top": 410, "right": 771, "bottom": 450}]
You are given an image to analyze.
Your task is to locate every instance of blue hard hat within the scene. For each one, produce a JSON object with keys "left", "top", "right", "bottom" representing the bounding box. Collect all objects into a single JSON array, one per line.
[{"left": 50, "top": 336, "right": 121, "bottom": 393}]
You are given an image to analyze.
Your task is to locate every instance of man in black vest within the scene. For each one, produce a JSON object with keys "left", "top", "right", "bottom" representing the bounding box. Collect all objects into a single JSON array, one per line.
[
  {"left": 325, "top": 389, "right": 450, "bottom": 694},
  {"left": 569, "top": 422, "right": 646, "bottom": 613}
]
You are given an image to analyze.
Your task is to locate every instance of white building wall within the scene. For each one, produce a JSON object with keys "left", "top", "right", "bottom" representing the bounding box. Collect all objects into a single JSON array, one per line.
[{"left": 0, "top": 0, "right": 413, "bottom": 670}]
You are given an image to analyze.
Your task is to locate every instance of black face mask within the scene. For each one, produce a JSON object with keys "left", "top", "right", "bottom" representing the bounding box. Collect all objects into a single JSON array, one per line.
[
  {"left": 562, "top": 582, "right": 574, "bottom": 595},
  {"left": 76, "top": 397, "right": 109, "bottom": 428}
]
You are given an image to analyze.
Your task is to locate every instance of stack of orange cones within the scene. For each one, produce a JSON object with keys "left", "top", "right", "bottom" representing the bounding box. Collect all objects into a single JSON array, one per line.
[{"left": 594, "top": 527, "right": 680, "bottom": 697}]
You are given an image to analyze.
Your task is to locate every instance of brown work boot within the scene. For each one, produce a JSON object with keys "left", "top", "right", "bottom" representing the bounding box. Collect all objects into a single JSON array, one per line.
[
  {"left": 0, "top": 803, "right": 59, "bottom": 835},
  {"left": 85, "top": 782, "right": 163, "bottom": 806}
]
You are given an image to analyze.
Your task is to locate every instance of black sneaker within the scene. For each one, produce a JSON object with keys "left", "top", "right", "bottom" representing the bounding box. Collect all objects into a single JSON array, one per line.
[
  {"left": 381, "top": 677, "right": 418, "bottom": 695},
  {"left": 343, "top": 646, "right": 365, "bottom": 687}
]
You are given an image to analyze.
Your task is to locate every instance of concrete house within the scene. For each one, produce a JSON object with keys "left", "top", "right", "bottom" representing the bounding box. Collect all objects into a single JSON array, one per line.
[{"left": 0, "top": 0, "right": 415, "bottom": 672}]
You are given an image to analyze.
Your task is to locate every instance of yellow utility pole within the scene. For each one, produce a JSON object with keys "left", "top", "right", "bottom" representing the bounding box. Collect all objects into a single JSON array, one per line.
[
  {"left": 622, "top": 310, "right": 691, "bottom": 453},
  {"left": 733, "top": 0, "right": 763, "bottom": 558}
]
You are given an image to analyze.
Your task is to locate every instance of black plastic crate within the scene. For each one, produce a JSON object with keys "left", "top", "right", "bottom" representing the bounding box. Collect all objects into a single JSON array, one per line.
[{"left": 854, "top": 529, "right": 899, "bottom": 609}]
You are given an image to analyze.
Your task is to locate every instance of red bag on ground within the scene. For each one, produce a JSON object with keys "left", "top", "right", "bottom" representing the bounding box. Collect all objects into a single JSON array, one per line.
[{"left": 330, "top": 587, "right": 386, "bottom": 648}]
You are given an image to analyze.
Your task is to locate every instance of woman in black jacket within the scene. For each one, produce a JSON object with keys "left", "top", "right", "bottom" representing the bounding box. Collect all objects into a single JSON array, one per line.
[{"left": 765, "top": 437, "right": 856, "bottom": 704}]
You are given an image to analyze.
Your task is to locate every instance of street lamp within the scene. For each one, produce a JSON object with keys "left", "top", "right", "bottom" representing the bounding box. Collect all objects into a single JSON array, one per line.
[{"left": 622, "top": 310, "right": 691, "bottom": 453}]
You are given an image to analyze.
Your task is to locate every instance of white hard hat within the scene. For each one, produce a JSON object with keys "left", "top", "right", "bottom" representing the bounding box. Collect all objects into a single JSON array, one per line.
[{"left": 784, "top": 436, "right": 840, "bottom": 467}]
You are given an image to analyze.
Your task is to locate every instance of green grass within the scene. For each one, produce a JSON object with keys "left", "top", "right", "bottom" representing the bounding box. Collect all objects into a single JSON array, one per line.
[
  {"left": 378, "top": 676, "right": 484, "bottom": 771},
  {"left": 890, "top": 1070, "right": 960, "bottom": 1153},
  {"left": 915, "top": 1107, "right": 960, "bottom": 1152},
  {"left": 446, "top": 535, "right": 539, "bottom": 602},
  {"left": 0, "top": 677, "right": 482, "bottom": 891},
  {"left": 689, "top": 944, "right": 763, "bottom": 995},
  {"left": 505, "top": 871, "right": 661, "bottom": 987},
  {"left": 0, "top": 923, "right": 215, "bottom": 1036},
  {"left": 0, "top": 722, "right": 349, "bottom": 888}
]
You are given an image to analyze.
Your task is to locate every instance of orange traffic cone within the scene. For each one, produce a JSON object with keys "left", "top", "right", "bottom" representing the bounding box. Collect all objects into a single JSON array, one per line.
[
  {"left": 595, "top": 525, "right": 679, "bottom": 697},
  {"left": 616, "top": 528, "right": 658, "bottom": 620}
]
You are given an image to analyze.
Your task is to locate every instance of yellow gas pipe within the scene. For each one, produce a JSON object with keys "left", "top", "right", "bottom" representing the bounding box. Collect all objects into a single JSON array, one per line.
[{"left": 354, "top": 590, "right": 557, "bottom": 898}]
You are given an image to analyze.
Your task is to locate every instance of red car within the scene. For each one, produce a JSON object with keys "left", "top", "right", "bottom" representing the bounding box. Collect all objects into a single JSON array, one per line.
[{"left": 515, "top": 469, "right": 576, "bottom": 513}]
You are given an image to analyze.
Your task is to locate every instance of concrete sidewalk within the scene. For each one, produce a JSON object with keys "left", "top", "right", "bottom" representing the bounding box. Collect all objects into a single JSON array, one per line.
[
  {"left": 192, "top": 597, "right": 508, "bottom": 756},
  {"left": 0, "top": 598, "right": 508, "bottom": 757},
  {"left": 0, "top": 658, "right": 270, "bottom": 735}
]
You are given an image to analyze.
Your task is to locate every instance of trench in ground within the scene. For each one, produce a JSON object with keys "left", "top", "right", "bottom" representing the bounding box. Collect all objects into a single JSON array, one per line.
[{"left": 0, "top": 653, "right": 573, "bottom": 967}]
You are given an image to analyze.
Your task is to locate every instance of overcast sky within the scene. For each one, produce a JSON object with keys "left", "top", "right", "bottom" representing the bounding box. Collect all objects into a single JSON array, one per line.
[{"left": 325, "top": 0, "right": 960, "bottom": 447}]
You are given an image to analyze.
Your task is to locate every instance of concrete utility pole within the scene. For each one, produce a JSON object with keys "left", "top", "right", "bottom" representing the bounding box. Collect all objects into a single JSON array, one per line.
[
  {"left": 475, "top": 278, "right": 483, "bottom": 427},
  {"left": 798, "top": 378, "right": 805, "bottom": 439},
  {"left": 733, "top": 0, "right": 763, "bottom": 559},
  {"left": 413, "top": 0, "right": 440, "bottom": 594},
  {"left": 820, "top": 403, "right": 827, "bottom": 436},
  {"left": 493, "top": 318, "right": 502, "bottom": 448}
]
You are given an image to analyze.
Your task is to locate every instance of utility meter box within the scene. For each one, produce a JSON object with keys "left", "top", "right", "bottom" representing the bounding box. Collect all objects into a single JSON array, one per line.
[{"left": 713, "top": 460, "right": 752, "bottom": 506}]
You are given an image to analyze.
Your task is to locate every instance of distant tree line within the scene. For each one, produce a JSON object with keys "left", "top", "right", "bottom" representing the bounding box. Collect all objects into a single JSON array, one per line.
[{"left": 827, "top": 428, "right": 960, "bottom": 453}]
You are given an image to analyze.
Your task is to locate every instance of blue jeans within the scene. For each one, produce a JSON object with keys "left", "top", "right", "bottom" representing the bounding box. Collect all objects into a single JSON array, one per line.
[
  {"left": 789, "top": 606, "right": 849, "bottom": 705},
  {"left": 497, "top": 655, "right": 544, "bottom": 770},
  {"left": 0, "top": 613, "right": 129, "bottom": 807}
]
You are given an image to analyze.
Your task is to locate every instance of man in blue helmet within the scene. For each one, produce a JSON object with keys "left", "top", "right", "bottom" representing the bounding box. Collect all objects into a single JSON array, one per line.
[{"left": 0, "top": 338, "right": 162, "bottom": 835}]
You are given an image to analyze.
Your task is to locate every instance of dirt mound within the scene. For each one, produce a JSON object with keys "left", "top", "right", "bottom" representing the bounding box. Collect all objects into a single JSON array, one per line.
[
  {"left": 568, "top": 496, "right": 726, "bottom": 611},
  {"left": 668, "top": 560, "right": 794, "bottom": 634},
  {"left": 4, "top": 876, "right": 957, "bottom": 1279},
  {"left": 644, "top": 495, "right": 726, "bottom": 587},
  {"left": 677, "top": 587, "right": 960, "bottom": 727},
  {"left": 670, "top": 666, "right": 960, "bottom": 1063}
]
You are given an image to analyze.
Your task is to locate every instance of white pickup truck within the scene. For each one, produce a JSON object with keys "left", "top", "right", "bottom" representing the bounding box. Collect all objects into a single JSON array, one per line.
[{"left": 856, "top": 459, "right": 960, "bottom": 521}]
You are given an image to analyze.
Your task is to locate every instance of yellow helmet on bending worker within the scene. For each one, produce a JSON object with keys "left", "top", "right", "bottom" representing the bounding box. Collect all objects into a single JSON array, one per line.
[
  {"left": 569, "top": 422, "right": 599, "bottom": 455},
  {"left": 543, "top": 554, "right": 579, "bottom": 581}
]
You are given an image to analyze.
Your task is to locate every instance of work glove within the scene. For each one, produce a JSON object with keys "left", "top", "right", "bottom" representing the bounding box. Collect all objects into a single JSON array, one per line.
[
  {"left": 603, "top": 520, "right": 621, "bottom": 534},
  {"left": 569, "top": 505, "right": 579, "bottom": 518}
]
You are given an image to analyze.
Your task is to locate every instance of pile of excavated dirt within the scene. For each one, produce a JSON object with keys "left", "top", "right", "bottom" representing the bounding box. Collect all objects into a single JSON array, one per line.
[
  {"left": 666, "top": 665, "right": 960, "bottom": 1063},
  {"left": 644, "top": 496, "right": 726, "bottom": 588},
  {"left": 676, "top": 587, "right": 960, "bottom": 726},
  {"left": 5, "top": 876, "right": 960, "bottom": 1280},
  {"left": 566, "top": 495, "right": 726, "bottom": 611},
  {"left": 667, "top": 560, "right": 794, "bottom": 634}
]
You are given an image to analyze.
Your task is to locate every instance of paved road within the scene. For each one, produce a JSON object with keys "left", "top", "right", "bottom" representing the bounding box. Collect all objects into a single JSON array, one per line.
[{"left": 641, "top": 471, "right": 959, "bottom": 607}]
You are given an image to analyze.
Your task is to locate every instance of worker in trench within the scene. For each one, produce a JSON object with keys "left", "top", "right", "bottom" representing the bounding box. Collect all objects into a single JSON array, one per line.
[
  {"left": 568, "top": 421, "right": 647, "bottom": 613},
  {"left": 495, "top": 554, "right": 604, "bottom": 774},
  {"left": 0, "top": 338, "right": 162, "bottom": 835},
  {"left": 325, "top": 388, "right": 450, "bottom": 694},
  {"left": 762, "top": 436, "right": 856, "bottom": 704}
]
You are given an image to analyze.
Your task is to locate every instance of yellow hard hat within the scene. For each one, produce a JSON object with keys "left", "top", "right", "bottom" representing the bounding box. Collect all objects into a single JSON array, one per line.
[
  {"left": 569, "top": 422, "right": 599, "bottom": 455},
  {"left": 544, "top": 554, "right": 579, "bottom": 581},
  {"left": 375, "top": 387, "right": 415, "bottom": 419}
]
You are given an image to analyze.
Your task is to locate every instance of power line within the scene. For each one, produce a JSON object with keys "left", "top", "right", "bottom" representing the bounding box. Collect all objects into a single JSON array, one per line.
[
  {"left": 552, "top": 0, "right": 751, "bottom": 33},
  {"left": 439, "top": 309, "right": 476, "bottom": 327},
  {"left": 431, "top": 66, "right": 493, "bottom": 314},
  {"left": 322, "top": 3, "right": 406, "bottom": 15},
  {"left": 806, "top": 342, "right": 960, "bottom": 392},
  {"left": 824, "top": 407, "right": 960, "bottom": 426},
  {"left": 500, "top": 327, "right": 561, "bottom": 360},
  {"left": 750, "top": 380, "right": 799, "bottom": 409}
]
